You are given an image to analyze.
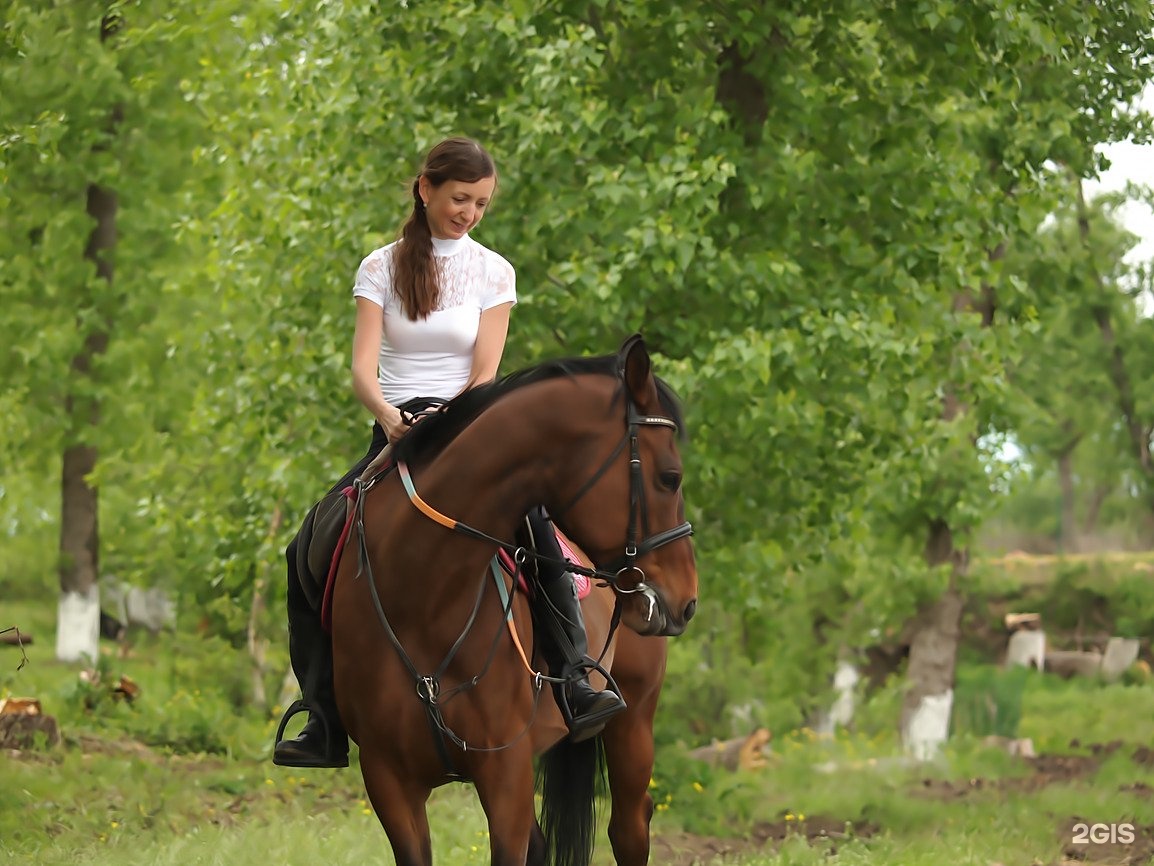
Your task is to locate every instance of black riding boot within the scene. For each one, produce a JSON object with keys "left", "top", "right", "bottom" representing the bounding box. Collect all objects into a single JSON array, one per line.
[
  {"left": 273, "top": 543, "right": 349, "bottom": 769},
  {"left": 528, "top": 516, "right": 626, "bottom": 742}
]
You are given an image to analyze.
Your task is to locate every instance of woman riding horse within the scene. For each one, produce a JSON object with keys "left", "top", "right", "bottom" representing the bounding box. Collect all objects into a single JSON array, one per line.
[
  {"left": 273, "top": 137, "right": 623, "bottom": 769},
  {"left": 332, "top": 335, "right": 697, "bottom": 866}
]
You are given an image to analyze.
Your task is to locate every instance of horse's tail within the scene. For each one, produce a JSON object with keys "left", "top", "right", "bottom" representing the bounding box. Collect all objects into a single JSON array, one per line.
[{"left": 537, "top": 734, "right": 605, "bottom": 866}]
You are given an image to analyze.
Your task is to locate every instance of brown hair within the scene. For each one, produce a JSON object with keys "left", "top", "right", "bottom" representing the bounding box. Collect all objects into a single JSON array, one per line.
[{"left": 392, "top": 137, "right": 497, "bottom": 320}]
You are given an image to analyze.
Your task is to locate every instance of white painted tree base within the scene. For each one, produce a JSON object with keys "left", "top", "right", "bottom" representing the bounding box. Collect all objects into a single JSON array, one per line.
[
  {"left": 903, "top": 689, "right": 953, "bottom": 761},
  {"left": 815, "top": 661, "right": 861, "bottom": 735},
  {"left": 1006, "top": 629, "right": 1046, "bottom": 670},
  {"left": 55, "top": 587, "right": 100, "bottom": 663},
  {"left": 829, "top": 661, "right": 860, "bottom": 728}
]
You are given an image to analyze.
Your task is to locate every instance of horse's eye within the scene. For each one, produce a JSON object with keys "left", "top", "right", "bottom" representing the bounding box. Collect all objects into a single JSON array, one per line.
[{"left": 659, "top": 470, "right": 682, "bottom": 492}]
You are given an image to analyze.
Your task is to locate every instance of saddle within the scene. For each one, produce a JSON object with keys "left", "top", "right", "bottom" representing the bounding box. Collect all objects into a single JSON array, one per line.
[{"left": 295, "top": 444, "right": 395, "bottom": 612}]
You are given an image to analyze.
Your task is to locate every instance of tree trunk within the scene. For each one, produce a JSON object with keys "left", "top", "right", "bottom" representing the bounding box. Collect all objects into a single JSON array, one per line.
[
  {"left": 1056, "top": 447, "right": 1077, "bottom": 553},
  {"left": 900, "top": 520, "right": 965, "bottom": 760},
  {"left": 248, "top": 505, "right": 284, "bottom": 709},
  {"left": 1074, "top": 177, "right": 1154, "bottom": 512},
  {"left": 56, "top": 436, "right": 102, "bottom": 663},
  {"left": 900, "top": 258, "right": 998, "bottom": 760},
  {"left": 56, "top": 14, "right": 121, "bottom": 664},
  {"left": 1082, "top": 483, "right": 1109, "bottom": 536},
  {"left": 57, "top": 186, "right": 116, "bottom": 663}
]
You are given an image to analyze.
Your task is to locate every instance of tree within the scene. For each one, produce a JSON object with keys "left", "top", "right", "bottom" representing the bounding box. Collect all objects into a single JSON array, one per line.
[
  {"left": 1001, "top": 190, "right": 1142, "bottom": 552},
  {"left": 0, "top": 1, "right": 248, "bottom": 658},
  {"left": 3, "top": 0, "right": 1152, "bottom": 745}
]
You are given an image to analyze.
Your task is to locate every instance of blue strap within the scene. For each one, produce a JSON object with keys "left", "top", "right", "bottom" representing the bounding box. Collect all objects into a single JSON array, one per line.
[{"left": 490, "top": 558, "right": 514, "bottom": 622}]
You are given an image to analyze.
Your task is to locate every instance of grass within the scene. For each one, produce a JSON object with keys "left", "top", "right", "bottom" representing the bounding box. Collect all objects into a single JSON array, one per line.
[
  {"left": 4, "top": 598, "right": 1154, "bottom": 865},
  {"left": 4, "top": 759, "right": 492, "bottom": 866}
]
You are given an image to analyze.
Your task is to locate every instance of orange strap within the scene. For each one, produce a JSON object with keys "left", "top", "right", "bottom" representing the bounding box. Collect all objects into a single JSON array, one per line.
[
  {"left": 488, "top": 560, "right": 536, "bottom": 675},
  {"left": 397, "top": 462, "right": 458, "bottom": 530},
  {"left": 402, "top": 461, "right": 539, "bottom": 678}
]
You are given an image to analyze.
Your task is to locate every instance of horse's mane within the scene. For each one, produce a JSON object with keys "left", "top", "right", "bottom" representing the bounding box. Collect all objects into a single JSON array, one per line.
[{"left": 391, "top": 352, "right": 685, "bottom": 467}]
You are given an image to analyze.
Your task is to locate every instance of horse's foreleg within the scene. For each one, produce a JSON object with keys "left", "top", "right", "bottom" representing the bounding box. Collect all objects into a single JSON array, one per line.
[
  {"left": 472, "top": 750, "right": 536, "bottom": 866},
  {"left": 359, "top": 750, "right": 434, "bottom": 866},
  {"left": 602, "top": 691, "right": 661, "bottom": 866}
]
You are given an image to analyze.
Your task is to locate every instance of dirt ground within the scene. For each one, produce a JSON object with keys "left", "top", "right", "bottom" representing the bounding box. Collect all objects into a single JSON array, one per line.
[
  {"left": 1056, "top": 816, "right": 1154, "bottom": 866},
  {"left": 651, "top": 741, "right": 1154, "bottom": 866},
  {"left": 12, "top": 735, "right": 1154, "bottom": 864},
  {"left": 650, "top": 815, "right": 878, "bottom": 865}
]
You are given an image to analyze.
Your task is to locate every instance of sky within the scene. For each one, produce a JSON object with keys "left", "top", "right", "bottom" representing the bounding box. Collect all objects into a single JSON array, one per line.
[
  {"left": 1082, "top": 81, "right": 1154, "bottom": 301},
  {"left": 992, "top": 83, "right": 1153, "bottom": 467}
]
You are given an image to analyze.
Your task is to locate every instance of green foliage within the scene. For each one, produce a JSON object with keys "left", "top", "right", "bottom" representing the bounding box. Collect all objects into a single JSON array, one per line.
[
  {"left": 952, "top": 664, "right": 1030, "bottom": 738},
  {"left": 1018, "top": 675, "right": 1154, "bottom": 754},
  {"left": 2, "top": 0, "right": 1154, "bottom": 743},
  {"left": 992, "top": 187, "right": 1154, "bottom": 551},
  {"left": 970, "top": 553, "right": 1154, "bottom": 641}
]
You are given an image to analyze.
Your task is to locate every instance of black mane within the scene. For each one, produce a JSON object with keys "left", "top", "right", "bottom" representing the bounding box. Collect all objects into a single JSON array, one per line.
[{"left": 391, "top": 352, "right": 685, "bottom": 466}]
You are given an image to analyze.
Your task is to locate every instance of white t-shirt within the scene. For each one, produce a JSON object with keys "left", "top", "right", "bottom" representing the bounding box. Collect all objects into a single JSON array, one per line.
[{"left": 352, "top": 234, "right": 516, "bottom": 405}]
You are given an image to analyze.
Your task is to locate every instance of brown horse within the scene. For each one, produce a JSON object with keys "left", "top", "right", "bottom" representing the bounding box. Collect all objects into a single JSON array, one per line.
[{"left": 329, "top": 335, "right": 697, "bottom": 866}]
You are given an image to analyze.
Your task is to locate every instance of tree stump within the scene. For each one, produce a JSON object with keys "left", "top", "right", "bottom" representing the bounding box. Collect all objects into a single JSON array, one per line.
[
  {"left": 1101, "top": 638, "right": 1140, "bottom": 682},
  {"left": 1005, "top": 630, "right": 1046, "bottom": 670},
  {"left": 1045, "top": 650, "right": 1103, "bottom": 679},
  {"left": 687, "top": 728, "right": 771, "bottom": 771},
  {"left": 0, "top": 698, "right": 60, "bottom": 750}
]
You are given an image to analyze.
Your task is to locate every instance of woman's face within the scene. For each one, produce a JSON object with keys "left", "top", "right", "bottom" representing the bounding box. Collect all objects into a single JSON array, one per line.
[{"left": 419, "top": 175, "right": 497, "bottom": 240}]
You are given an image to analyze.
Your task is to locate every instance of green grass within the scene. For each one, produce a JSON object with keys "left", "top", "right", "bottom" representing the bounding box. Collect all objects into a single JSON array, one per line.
[
  {"left": 4, "top": 765, "right": 492, "bottom": 866},
  {"left": 4, "top": 598, "right": 1154, "bottom": 865}
]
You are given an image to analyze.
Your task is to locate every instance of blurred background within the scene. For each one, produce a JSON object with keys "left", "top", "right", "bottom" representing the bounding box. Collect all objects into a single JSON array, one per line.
[{"left": 3, "top": 3, "right": 1154, "bottom": 864}]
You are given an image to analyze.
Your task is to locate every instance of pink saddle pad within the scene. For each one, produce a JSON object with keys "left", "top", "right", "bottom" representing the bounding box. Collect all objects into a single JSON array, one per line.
[{"left": 498, "top": 532, "right": 591, "bottom": 599}]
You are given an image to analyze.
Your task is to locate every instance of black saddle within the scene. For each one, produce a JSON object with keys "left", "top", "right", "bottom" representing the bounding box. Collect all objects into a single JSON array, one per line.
[
  {"left": 294, "top": 489, "right": 352, "bottom": 611},
  {"left": 294, "top": 442, "right": 399, "bottom": 611}
]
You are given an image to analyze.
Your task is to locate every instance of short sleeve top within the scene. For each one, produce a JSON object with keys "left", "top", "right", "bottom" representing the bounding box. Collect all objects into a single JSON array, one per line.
[{"left": 352, "top": 234, "right": 516, "bottom": 405}]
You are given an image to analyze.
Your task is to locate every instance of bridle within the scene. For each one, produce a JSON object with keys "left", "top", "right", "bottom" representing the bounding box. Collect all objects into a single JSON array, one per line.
[
  {"left": 396, "top": 389, "right": 694, "bottom": 596},
  {"left": 547, "top": 396, "right": 694, "bottom": 594}
]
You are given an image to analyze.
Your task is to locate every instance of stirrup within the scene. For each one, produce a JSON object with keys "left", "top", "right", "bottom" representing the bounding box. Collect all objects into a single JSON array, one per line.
[
  {"left": 553, "top": 663, "right": 626, "bottom": 742},
  {"left": 273, "top": 698, "right": 312, "bottom": 746},
  {"left": 272, "top": 699, "right": 348, "bottom": 768},
  {"left": 556, "top": 685, "right": 626, "bottom": 743}
]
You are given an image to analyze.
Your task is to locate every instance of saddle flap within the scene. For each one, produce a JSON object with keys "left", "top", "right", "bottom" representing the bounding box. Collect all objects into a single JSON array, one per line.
[{"left": 306, "top": 489, "right": 351, "bottom": 590}]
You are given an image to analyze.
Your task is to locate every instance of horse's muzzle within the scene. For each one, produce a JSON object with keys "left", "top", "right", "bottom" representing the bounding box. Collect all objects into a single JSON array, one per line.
[{"left": 626, "top": 587, "right": 696, "bottom": 637}]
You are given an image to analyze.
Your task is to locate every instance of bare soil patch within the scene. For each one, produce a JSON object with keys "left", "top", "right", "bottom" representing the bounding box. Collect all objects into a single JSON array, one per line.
[
  {"left": 650, "top": 815, "right": 877, "bottom": 864},
  {"left": 1058, "top": 816, "right": 1154, "bottom": 866},
  {"left": 917, "top": 750, "right": 1102, "bottom": 800}
]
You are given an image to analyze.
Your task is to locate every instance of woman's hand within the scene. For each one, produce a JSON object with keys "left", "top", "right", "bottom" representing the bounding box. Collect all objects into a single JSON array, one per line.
[{"left": 380, "top": 405, "right": 409, "bottom": 442}]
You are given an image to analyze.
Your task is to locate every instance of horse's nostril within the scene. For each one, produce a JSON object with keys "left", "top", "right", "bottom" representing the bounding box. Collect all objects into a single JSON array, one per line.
[{"left": 683, "top": 599, "right": 697, "bottom": 622}]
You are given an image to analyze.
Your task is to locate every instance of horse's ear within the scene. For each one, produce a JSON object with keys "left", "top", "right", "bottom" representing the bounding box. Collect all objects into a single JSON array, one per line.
[{"left": 619, "top": 334, "right": 654, "bottom": 402}]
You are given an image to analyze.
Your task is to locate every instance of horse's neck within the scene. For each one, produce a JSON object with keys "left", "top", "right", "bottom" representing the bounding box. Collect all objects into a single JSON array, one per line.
[{"left": 413, "top": 381, "right": 608, "bottom": 535}]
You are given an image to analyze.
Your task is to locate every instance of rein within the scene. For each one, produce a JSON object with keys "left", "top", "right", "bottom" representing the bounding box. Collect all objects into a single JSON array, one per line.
[
  {"left": 354, "top": 386, "right": 693, "bottom": 779},
  {"left": 352, "top": 476, "right": 554, "bottom": 779},
  {"left": 396, "top": 399, "right": 694, "bottom": 591}
]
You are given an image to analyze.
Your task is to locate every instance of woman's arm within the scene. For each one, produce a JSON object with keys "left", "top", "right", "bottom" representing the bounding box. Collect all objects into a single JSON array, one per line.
[
  {"left": 462, "top": 301, "right": 514, "bottom": 392},
  {"left": 351, "top": 296, "right": 407, "bottom": 440}
]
